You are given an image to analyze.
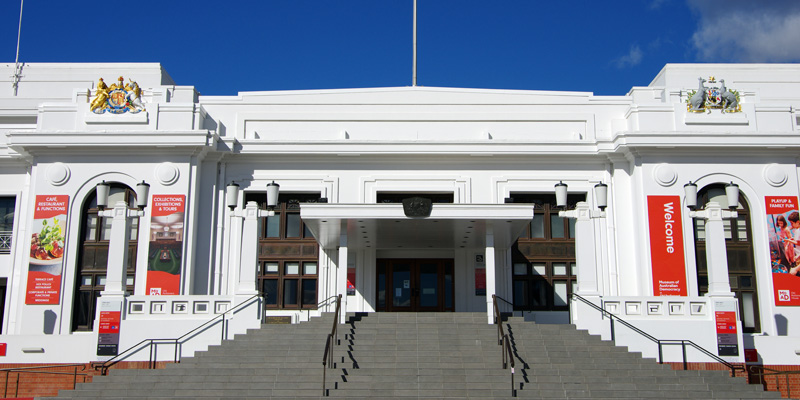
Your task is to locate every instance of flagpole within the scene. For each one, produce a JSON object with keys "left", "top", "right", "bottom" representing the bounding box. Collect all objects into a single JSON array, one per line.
[
  {"left": 412, "top": 0, "right": 417, "bottom": 87},
  {"left": 12, "top": 0, "right": 24, "bottom": 96}
]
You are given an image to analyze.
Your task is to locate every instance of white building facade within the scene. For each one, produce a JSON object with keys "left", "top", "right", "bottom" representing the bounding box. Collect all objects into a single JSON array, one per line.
[{"left": 0, "top": 63, "right": 799, "bottom": 368}]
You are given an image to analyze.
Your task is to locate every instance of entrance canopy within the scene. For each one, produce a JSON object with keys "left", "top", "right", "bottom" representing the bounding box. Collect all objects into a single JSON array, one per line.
[{"left": 301, "top": 204, "right": 534, "bottom": 250}]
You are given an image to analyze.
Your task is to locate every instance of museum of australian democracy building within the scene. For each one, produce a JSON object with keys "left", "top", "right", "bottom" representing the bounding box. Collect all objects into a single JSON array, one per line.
[{"left": 0, "top": 62, "right": 799, "bottom": 375}]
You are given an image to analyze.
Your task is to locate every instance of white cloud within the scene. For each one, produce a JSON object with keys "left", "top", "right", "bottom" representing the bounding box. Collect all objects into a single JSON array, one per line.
[
  {"left": 613, "top": 45, "right": 643, "bottom": 68},
  {"left": 689, "top": 0, "right": 800, "bottom": 62},
  {"left": 649, "top": 0, "right": 668, "bottom": 10}
]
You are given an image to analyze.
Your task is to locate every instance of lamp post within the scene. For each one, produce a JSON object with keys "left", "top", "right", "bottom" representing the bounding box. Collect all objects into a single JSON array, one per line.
[
  {"left": 96, "top": 180, "right": 150, "bottom": 296},
  {"left": 556, "top": 182, "right": 608, "bottom": 297},
  {"left": 226, "top": 181, "right": 279, "bottom": 295},
  {"left": 684, "top": 181, "right": 739, "bottom": 297}
]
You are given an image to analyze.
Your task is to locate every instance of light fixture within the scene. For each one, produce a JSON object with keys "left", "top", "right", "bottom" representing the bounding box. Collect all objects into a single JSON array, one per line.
[
  {"left": 96, "top": 180, "right": 110, "bottom": 210},
  {"left": 226, "top": 181, "right": 240, "bottom": 210},
  {"left": 135, "top": 181, "right": 150, "bottom": 210},
  {"left": 554, "top": 181, "right": 568, "bottom": 208},
  {"left": 594, "top": 183, "right": 608, "bottom": 211},
  {"left": 684, "top": 181, "right": 698, "bottom": 211},
  {"left": 725, "top": 182, "right": 739, "bottom": 210},
  {"left": 266, "top": 181, "right": 280, "bottom": 210}
]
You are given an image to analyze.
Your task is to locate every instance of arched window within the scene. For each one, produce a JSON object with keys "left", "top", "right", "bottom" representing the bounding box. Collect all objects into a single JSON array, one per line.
[
  {"left": 693, "top": 184, "right": 759, "bottom": 332},
  {"left": 72, "top": 184, "right": 138, "bottom": 331}
]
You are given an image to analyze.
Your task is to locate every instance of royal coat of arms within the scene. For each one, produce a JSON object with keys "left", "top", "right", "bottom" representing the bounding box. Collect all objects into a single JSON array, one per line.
[
  {"left": 89, "top": 76, "right": 145, "bottom": 114},
  {"left": 686, "top": 76, "right": 741, "bottom": 113}
]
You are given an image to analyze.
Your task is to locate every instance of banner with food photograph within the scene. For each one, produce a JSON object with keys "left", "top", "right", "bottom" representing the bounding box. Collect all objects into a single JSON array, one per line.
[
  {"left": 146, "top": 195, "right": 185, "bottom": 295},
  {"left": 25, "top": 195, "right": 69, "bottom": 305},
  {"left": 766, "top": 196, "right": 800, "bottom": 306}
]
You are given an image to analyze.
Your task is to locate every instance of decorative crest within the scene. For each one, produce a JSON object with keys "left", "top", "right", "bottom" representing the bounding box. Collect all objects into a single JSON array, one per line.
[
  {"left": 686, "top": 76, "right": 741, "bottom": 114},
  {"left": 89, "top": 76, "right": 145, "bottom": 114}
]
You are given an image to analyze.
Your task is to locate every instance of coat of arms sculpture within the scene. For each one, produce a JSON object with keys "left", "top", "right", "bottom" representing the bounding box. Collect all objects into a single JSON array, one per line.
[
  {"left": 89, "top": 76, "right": 145, "bottom": 114},
  {"left": 686, "top": 76, "right": 741, "bottom": 113}
]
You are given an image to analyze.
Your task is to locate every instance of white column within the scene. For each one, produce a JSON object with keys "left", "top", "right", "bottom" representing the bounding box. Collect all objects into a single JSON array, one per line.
[
  {"left": 563, "top": 202, "right": 601, "bottom": 296},
  {"left": 693, "top": 202, "right": 734, "bottom": 297},
  {"left": 485, "top": 227, "right": 496, "bottom": 324},
  {"left": 101, "top": 201, "right": 136, "bottom": 297},
  {"left": 236, "top": 201, "right": 260, "bottom": 295},
  {"left": 337, "top": 228, "right": 348, "bottom": 324}
]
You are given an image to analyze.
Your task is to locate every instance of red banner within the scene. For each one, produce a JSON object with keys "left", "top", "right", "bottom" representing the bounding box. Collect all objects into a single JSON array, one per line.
[
  {"left": 26, "top": 195, "right": 69, "bottom": 305},
  {"left": 647, "top": 195, "right": 687, "bottom": 296},
  {"left": 146, "top": 195, "right": 185, "bottom": 295},
  {"left": 766, "top": 196, "right": 800, "bottom": 306}
]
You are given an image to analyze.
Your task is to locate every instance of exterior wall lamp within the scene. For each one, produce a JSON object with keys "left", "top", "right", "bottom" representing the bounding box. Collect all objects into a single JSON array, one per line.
[
  {"left": 555, "top": 181, "right": 608, "bottom": 298},
  {"left": 684, "top": 181, "right": 739, "bottom": 297},
  {"left": 225, "top": 180, "right": 280, "bottom": 295},
  {"left": 96, "top": 180, "right": 150, "bottom": 296}
]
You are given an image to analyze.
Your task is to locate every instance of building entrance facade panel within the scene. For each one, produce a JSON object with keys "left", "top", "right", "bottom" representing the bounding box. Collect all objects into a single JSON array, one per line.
[{"left": 376, "top": 259, "right": 454, "bottom": 312}]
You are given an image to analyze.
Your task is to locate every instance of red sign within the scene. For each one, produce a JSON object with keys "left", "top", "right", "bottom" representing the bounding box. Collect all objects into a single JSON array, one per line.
[
  {"left": 475, "top": 268, "right": 486, "bottom": 296},
  {"left": 97, "top": 300, "right": 122, "bottom": 356},
  {"left": 765, "top": 196, "right": 800, "bottom": 306},
  {"left": 647, "top": 196, "right": 687, "bottom": 296},
  {"left": 147, "top": 195, "right": 186, "bottom": 295},
  {"left": 347, "top": 268, "right": 355, "bottom": 296},
  {"left": 0, "top": 343, "right": 7, "bottom": 357},
  {"left": 26, "top": 195, "right": 69, "bottom": 305},
  {"left": 744, "top": 348, "right": 758, "bottom": 363},
  {"left": 98, "top": 311, "right": 121, "bottom": 334}
]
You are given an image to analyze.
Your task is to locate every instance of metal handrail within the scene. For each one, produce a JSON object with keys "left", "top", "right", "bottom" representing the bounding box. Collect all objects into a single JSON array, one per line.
[
  {"left": 502, "top": 334, "right": 516, "bottom": 397},
  {"left": 321, "top": 294, "right": 342, "bottom": 396},
  {"left": 493, "top": 295, "right": 516, "bottom": 397},
  {"left": 1, "top": 363, "right": 89, "bottom": 398},
  {"left": 747, "top": 365, "right": 800, "bottom": 398},
  {"left": 95, "top": 294, "right": 262, "bottom": 375},
  {"left": 571, "top": 293, "right": 744, "bottom": 376}
]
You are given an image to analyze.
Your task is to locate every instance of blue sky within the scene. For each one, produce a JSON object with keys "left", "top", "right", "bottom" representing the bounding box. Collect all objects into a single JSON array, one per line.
[{"left": 3, "top": 1, "right": 799, "bottom": 96}]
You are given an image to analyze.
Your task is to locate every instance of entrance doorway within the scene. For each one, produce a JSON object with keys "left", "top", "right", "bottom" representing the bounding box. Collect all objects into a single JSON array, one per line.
[{"left": 376, "top": 259, "right": 454, "bottom": 312}]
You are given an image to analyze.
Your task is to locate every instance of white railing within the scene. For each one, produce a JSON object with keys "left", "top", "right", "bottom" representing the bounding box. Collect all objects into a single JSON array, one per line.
[{"left": 0, "top": 231, "right": 11, "bottom": 254}]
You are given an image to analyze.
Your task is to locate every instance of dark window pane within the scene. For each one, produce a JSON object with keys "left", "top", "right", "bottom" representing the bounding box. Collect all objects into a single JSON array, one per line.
[
  {"left": 0, "top": 197, "right": 15, "bottom": 231},
  {"left": 445, "top": 264, "right": 454, "bottom": 309},
  {"left": 568, "top": 218, "right": 576, "bottom": 239},
  {"left": 302, "top": 279, "right": 316, "bottom": 306},
  {"left": 262, "top": 279, "right": 278, "bottom": 305},
  {"left": 286, "top": 214, "right": 301, "bottom": 238},
  {"left": 303, "top": 224, "right": 312, "bottom": 238},
  {"left": 265, "top": 214, "right": 280, "bottom": 238},
  {"left": 377, "top": 264, "right": 386, "bottom": 309},
  {"left": 513, "top": 280, "right": 527, "bottom": 308},
  {"left": 551, "top": 215, "right": 565, "bottom": 238},
  {"left": 73, "top": 291, "right": 92, "bottom": 329},
  {"left": 81, "top": 247, "right": 96, "bottom": 270},
  {"left": 283, "top": 279, "right": 298, "bottom": 306},
  {"left": 95, "top": 246, "right": 109, "bottom": 269},
  {"left": 531, "top": 280, "right": 548, "bottom": 307},
  {"left": 531, "top": 215, "right": 544, "bottom": 238}
]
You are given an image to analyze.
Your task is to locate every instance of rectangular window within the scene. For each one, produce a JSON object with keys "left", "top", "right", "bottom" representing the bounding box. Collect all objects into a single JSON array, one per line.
[{"left": 0, "top": 197, "right": 15, "bottom": 255}]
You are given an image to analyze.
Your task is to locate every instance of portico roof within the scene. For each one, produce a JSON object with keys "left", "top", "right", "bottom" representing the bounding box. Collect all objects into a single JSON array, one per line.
[{"left": 301, "top": 204, "right": 534, "bottom": 250}]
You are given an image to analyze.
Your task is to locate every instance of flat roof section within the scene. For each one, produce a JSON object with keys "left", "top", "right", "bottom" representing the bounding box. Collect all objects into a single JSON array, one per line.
[{"left": 301, "top": 203, "right": 534, "bottom": 250}]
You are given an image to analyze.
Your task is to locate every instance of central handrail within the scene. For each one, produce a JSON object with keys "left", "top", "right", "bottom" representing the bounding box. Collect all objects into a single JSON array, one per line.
[
  {"left": 571, "top": 293, "right": 744, "bottom": 376},
  {"left": 95, "top": 294, "right": 262, "bottom": 375},
  {"left": 1, "top": 364, "right": 89, "bottom": 398},
  {"left": 321, "top": 294, "right": 342, "bottom": 396},
  {"left": 493, "top": 295, "right": 516, "bottom": 397}
]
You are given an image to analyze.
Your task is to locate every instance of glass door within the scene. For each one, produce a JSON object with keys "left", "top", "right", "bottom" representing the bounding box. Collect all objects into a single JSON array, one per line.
[{"left": 377, "top": 259, "right": 454, "bottom": 312}]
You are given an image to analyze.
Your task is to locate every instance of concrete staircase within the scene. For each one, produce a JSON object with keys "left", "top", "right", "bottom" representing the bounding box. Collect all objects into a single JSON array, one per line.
[{"left": 43, "top": 312, "right": 780, "bottom": 399}]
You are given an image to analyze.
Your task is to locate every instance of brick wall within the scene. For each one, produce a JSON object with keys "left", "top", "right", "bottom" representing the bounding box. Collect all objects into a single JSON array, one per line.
[
  {"left": 0, "top": 361, "right": 171, "bottom": 398},
  {"left": 666, "top": 362, "right": 800, "bottom": 399}
]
